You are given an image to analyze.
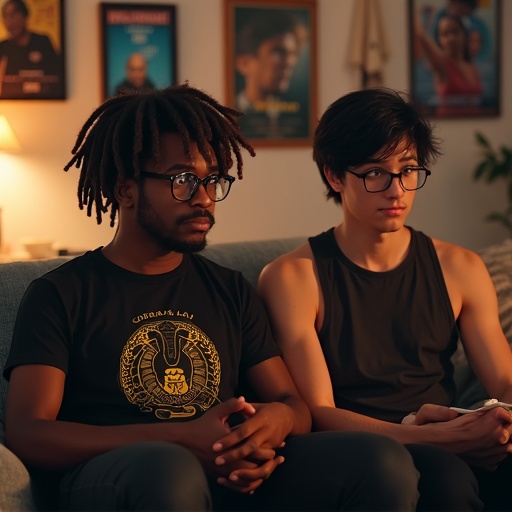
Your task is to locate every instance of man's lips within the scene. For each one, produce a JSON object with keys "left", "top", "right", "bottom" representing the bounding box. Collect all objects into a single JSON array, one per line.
[
  {"left": 179, "top": 211, "right": 215, "bottom": 230},
  {"left": 182, "top": 217, "right": 212, "bottom": 230},
  {"left": 379, "top": 205, "right": 406, "bottom": 216}
]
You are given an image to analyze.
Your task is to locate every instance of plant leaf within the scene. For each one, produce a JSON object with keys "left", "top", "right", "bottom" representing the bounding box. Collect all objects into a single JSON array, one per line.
[{"left": 476, "top": 132, "right": 491, "bottom": 148}]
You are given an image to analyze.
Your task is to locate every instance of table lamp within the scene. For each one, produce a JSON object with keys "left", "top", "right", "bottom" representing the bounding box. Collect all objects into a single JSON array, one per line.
[
  {"left": 0, "top": 115, "right": 21, "bottom": 252},
  {"left": 0, "top": 115, "right": 20, "bottom": 151}
]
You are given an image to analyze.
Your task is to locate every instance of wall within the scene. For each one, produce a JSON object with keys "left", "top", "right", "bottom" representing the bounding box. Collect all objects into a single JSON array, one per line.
[{"left": 0, "top": 0, "right": 510, "bottom": 256}]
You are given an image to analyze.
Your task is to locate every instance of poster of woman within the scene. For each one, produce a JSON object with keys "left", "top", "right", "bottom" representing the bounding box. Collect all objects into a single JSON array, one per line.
[
  {"left": 0, "top": 0, "right": 65, "bottom": 100},
  {"left": 224, "top": 0, "right": 317, "bottom": 147},
  {"left": 410, "top": 0, "right": 500, "bottom": 118}
]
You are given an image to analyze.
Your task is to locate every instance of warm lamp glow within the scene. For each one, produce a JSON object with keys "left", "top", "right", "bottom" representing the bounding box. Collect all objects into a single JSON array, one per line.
[{"left": 0, "top": 115, "right": 21, "bottom": 151}]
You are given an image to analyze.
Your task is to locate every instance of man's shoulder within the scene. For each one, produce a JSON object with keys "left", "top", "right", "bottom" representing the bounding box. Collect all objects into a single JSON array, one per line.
[
  {"left": 36, "top": 250, "right": 100, "bottom": 284},
  {"left": 28, "top": 32, "right": 53, "bottom": 46},
  {"left": 431, "top": 237, "right": 484, "bottom": 271},
  {"left": 258, "top": 241, "right": 314, "bottom": 288}
]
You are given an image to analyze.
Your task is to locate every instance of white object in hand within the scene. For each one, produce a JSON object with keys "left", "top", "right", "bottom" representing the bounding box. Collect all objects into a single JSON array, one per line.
[{"left": 450, "top": 398, "right": 512, "bottom": 415}]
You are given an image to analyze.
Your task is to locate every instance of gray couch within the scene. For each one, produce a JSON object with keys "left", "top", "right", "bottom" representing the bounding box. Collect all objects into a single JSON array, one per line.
[{"left": 1, "top": 236, "right": 511, "bottom": 511}]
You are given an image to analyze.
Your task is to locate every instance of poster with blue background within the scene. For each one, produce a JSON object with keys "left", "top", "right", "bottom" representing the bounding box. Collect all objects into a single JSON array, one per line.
[{"left": 101, "top": 4, "right": 176, "bottom": 99}]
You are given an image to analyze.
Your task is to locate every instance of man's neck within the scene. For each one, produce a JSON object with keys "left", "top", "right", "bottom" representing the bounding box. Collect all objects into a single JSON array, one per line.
[
  {"left": 11, "top": 30, "right": 30, "bottom": 46},
  {"left": 101, "top": 240, "right": 184, "bottom": 275},
  {"left": 333, "top": 223, "right": 411, "bottom": 272}
]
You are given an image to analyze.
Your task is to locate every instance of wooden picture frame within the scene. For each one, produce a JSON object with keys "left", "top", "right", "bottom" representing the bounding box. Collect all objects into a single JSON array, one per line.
[
  {"left": 409, "top": 0, "right": 501, "bottom": 118},
  {"left": 0, "top": 0, "right": 66, "bottom": 100},
  {"left": 224, "top": 0, "right": 317, "bottom": 146},
  {"left": 100, "top": 3, "right": 177, "bottom": 100}
]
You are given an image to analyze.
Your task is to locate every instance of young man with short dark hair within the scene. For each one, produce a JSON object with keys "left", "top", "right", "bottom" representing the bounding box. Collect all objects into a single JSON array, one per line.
[{"left": 259, "top": 88, "right": 512, "bottom": 511}]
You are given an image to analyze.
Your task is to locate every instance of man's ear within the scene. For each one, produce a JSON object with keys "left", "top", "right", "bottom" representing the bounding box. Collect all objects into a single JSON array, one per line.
[
  {"left": 324, "top": 166, "right": 344, "bottom": 192},
  {"left": 115, "top": 178, "right": 138, "bottom": 207},
  {"left": 235, "top": 54, "right": 255, "bottom": 75}
]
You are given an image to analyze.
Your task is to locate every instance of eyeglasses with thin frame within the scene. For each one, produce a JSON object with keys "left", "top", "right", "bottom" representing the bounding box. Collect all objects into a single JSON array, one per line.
[
  {"left": 345, "top": 167, "right": 431, "bottom": 193},
  {"left": 140, "top": 171, "right": 235, "bottom": 202}
]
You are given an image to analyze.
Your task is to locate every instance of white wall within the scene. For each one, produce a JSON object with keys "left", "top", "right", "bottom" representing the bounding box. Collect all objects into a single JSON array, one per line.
[{"left": 0, "top": 0, "right": 510, "bottom": 255}]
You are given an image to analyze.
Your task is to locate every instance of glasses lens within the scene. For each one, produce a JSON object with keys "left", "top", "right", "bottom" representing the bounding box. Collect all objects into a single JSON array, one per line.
[
  {"left": 364, "top": 168, "right": 428, "bottom": 192},
  {"left": 207, "top": 176, "right": 232, "bottom": 201},
  {"left": 171, "top": 173, "right": 233, "bottom": 202},
  {"left": 402, "top": 169, "right": 427, "bottom": 191},
  {"left": 172, "top": 173, "right": 199, "bottom": 201},
  {"left": 364, "top": 170, "right": 391, "bottom": 192}
]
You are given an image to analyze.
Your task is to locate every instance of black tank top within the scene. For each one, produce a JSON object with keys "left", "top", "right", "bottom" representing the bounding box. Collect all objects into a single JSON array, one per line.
[{"left": 309, "top": 227, "right": 459, "bottom": 423}]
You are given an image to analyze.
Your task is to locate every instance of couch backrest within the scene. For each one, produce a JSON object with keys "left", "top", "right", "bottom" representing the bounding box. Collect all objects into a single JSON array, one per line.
[
  {"left": 202, "top": 237, "right": 307, "bottom": 288},
  {"left": 0, "top": 238, "right": 306, "bottom": 423}
]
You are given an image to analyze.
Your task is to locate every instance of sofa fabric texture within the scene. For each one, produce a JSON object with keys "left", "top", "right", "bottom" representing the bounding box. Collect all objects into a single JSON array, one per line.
[{"left": 0, "top": 236, "right": 511, "bottom": 511}]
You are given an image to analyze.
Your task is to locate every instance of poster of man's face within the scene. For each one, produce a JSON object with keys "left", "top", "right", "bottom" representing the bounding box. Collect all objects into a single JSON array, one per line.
[
  {"left": 101, "top": 3, "right": 176, "bottom": 100},
  {"left": 225, "top": 0, "right": 317, "bottom": 146},
  {"left": 0, "top": 0, "right": 65, "bottom": 99}
]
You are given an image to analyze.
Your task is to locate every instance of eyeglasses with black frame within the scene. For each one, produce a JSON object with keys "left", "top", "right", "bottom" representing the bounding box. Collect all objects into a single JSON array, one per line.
[
  {"left": 344, "top": 167, "right": 431, "bottom": 193},
  {"left": 140, "top": 171, "right": 235, "bottom": 202}
]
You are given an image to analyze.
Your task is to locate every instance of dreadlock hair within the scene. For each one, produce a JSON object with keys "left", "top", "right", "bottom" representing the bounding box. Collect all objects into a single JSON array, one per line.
[{"left": 64, "top": 83, "right": 255, "bottom": 226}]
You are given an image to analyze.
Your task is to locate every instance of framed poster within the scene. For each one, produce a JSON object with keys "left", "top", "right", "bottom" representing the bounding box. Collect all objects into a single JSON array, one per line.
[
  {"left": 100, "top": 3, "right": 176, "bottom": 100},
  {"left": 224, "top": 0, "right": 317, "bottom": 147},
  {"left": 0, "top": 0, "right": 66, "bottom": 100},
  {"left": 409, "top": 0, "right": 500, "bottom": 118}
]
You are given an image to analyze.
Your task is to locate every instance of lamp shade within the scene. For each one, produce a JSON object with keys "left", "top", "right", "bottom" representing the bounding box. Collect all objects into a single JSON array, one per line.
[{"left": 0, "top": 115, "right": 21, "bottom": 151}]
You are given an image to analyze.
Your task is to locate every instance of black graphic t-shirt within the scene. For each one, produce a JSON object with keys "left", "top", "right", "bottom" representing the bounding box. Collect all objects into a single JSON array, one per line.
[{"left": 3, "top": 249, "right": 280, "bottom": 425}]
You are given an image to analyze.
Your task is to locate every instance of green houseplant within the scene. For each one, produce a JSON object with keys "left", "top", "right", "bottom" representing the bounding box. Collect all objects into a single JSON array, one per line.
[{"left": 473, "top": 132, "right": 512, "bottom": 234}]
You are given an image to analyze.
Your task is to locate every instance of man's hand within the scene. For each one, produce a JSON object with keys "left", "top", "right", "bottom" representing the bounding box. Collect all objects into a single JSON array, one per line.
[
  {"left": 407, "top": 404, "right": 512, "bottom": 471},
  {"left": 211, "top": 401, "right": 292, "bottom": 492},
  {"left": 216, "top": 456, "right": 285, "bottom": 494},
  {"left": 406, "top": 403, "right": 459, "bottom": 425},
  {"left": 182, "top": 397, "right": 259, "bottom": 481}
]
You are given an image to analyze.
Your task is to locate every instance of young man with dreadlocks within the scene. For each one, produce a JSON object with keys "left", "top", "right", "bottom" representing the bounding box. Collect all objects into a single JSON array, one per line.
[
  {"left": 258, "top": 88, "right": 512, "bottom": 511},
  {"left": 3, "top": 84, "right": 420, "bottom": 511}
]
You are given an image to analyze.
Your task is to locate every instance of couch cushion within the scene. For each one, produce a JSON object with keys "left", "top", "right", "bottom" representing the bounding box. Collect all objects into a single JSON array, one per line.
[
  {"left": 0, "top": 258, "right": 71, "bottom": 424},
  {"left": 0, "top": 436, "right": 35, "bottom": 511},
  {"left": 453, "top": 238, "right": 512, "bottom": 407}
]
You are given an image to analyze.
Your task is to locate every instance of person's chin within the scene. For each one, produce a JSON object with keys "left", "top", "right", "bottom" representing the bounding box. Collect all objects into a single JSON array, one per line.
[
  {"left": 176, "top": 239, "right": 208, "bottom": 254},
  {"left": 172, "top": 231, "right": 210, "bottom": 253}
]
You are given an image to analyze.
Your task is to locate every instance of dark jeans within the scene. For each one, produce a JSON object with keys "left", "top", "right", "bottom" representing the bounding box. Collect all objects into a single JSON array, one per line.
[
  {"left": 51, "top": 431, "right": 420, "bottom": 511},
  {"left": 405, "top": 444, "right": 483, "bottom": 511},
  {"left": 406, "top": 444, "right": 512, "bottom": 511},
  {"left": 471, "top": 455, "right": 512, "bottom": 511}
]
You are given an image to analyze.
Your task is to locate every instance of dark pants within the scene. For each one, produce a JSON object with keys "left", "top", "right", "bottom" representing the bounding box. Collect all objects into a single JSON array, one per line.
[
  {"left": 471, "top": 456, "right": 512, "bottom": 511},
  {"left": 52, "top": 432, "right": 420, "bottom": 511},
  {"left": 405, "top": 444, "right": 483, "bottom": 511}
]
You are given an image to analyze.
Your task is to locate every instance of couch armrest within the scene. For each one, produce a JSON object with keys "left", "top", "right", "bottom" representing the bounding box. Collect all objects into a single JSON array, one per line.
[{"left": 0, "top": 428, "right": 35, "bottom": 511}]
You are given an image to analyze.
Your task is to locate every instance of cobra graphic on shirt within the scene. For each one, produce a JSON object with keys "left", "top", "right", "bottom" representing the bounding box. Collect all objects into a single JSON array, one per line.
[{"left": 119, "top": 319, "right": 221, "bottom": 420}]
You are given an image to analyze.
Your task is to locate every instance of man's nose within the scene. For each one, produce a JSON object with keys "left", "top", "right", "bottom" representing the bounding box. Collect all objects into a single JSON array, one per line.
[
  {"left": 386, "top": 175, "right": 405, "bottom": 196},
  {"left": 189, "top": 182, "right": 213, "bottom": 207}
]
